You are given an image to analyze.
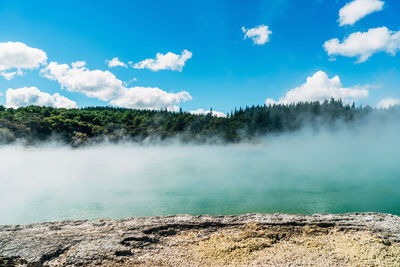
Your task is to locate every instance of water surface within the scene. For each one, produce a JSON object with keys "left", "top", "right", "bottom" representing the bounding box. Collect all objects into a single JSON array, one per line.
[{"left": 1, "top": 125, "right": 399, "bottom": 224}]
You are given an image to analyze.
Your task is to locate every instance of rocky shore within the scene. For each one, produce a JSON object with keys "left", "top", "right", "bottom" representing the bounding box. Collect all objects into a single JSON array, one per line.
[{"left": 1, "top": 213, "right": 400, "bottom": 266}]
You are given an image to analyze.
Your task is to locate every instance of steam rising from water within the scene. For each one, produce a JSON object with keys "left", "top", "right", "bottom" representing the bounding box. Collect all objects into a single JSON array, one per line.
[{"left": 1, "top": 119, "right": 399, "bottom": 224}]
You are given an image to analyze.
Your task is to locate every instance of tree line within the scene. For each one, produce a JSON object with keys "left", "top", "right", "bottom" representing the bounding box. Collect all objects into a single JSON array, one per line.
[{"left": 0, "top": 99, "right": 398, "bottom": 146}]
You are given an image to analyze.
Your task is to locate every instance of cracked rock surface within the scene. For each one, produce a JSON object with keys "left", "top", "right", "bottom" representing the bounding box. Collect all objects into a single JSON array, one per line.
[{"left": 0, "top": 213, "right": 399, "bottom": 266}]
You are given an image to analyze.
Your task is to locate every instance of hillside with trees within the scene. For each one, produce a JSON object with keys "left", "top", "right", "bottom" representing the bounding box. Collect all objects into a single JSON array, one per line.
[{"left": 0, "top": 99, "right": 398, "bottom": 146}]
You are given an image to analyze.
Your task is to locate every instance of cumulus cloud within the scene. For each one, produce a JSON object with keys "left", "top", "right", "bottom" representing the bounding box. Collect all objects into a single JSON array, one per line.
[
  {"left": 106, "top": 57, "right": 127, "bottom": 68},
  {"left": 241, "top": 25, "right": 272, "bottom": 45},
  {"left": 133, "top": 50, "right": 192, "bottom": 72},
  {"left": 6, "top": 87, "right": 77, "bottom": 109},
  {"left": 111, "top": 87, "right": 192, "bottom": 111},
  {"left": 323, "top": 27, "right": 400, "bottom": 63},
  {"left": 339, "top": 0, "right": 384, "bottom": 26},
  {"left": 265, "top": 71, "right": 369, "bottom": 105},
  {"left": 189, "top": 109, "right": 226, "bottom": 118},
  {"left": 0, "top": 42, "right": 47, "bottom": 76},
  {"left": 41, "top": 62, "right": 125, "bottom": 101},
  {"left": 41, "top": 61, "right": 191, "bottom": 110},
  {"left": 377, "top": 97, "right": 400, "bottom": 109}
]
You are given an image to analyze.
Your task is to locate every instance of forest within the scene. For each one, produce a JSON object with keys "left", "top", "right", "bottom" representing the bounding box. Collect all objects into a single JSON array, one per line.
[{"left": 0, "top": 99, "right": 398, "bottom": 146}]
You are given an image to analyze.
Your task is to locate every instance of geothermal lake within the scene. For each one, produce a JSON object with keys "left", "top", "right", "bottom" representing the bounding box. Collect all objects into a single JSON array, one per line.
[{"left": 1, "top": 125, "right": 400, "bottom": 224}]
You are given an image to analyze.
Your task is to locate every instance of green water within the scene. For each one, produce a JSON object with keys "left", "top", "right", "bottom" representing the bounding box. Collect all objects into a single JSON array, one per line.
[{"left": 1, "top": 127, "right": 399, "bottom": 224}]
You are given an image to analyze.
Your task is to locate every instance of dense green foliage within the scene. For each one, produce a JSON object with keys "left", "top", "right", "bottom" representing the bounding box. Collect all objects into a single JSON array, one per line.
[{"left": 0, "top": 99, "right": 398, "bottom": 146}]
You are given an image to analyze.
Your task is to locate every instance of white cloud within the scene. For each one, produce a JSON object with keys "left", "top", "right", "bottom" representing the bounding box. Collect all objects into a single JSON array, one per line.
[
  {"left": 41, "top": 62, "right": 125, "bottom": 101},
  {"left": 6, "top": 87, "right": 77, "bottom": 109},
  {"left": 0, "top": 42, "right": 47, "bottom": 74},
  {"left": 265, "top": 71, "right": 369, "bottom": 105},
  {"left": 123, "top": 77, "right": 138, "bottom": 87},
  {"left": 339, "top": 0, "right": 384, "bottom": 26},
  {"left": 71, "top": 61, "right": 86, "bottom": 68},
  {"left": 323, "top": 27, "right": 400, "bottom": 63},
  {"left": 0, "top": 72, "right": 16, "bottom": 80},
  {"left": 241, "top": 25, "right": 272, "bottom": 45},
  {"left": 133, "top": 50, "right": 192, "bottom": 72},
  {"left": 106, "top": 57, "right": 127, "bottom": 68},
  {"left": 189, "top": 109, "right": 226, "bottom": 118},
  {"left": 111, "top": 87, "right": 192, "bottom": 110},
  {"left": 0, "top": 69, "right": 23, "bottom": 80},
  {"left": 41, "top": 61, "right": 192, "bottom": 110},
  {"left": 377, "top": 97, "right": 400, "bottom": 109},
  {"left": 265, "top": 98, "right": 279, "bottom": 106}
]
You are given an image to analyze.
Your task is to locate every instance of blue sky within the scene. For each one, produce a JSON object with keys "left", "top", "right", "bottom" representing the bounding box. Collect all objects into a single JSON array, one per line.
[{"left": 0, "top": 0, "right": 399, "bottom": 114}]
